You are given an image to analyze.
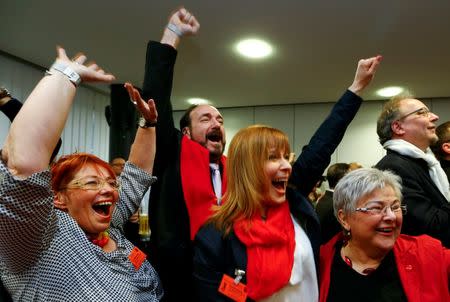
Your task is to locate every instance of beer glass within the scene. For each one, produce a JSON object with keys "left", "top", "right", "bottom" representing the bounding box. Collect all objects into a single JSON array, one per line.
[{"left": 138, "top": 189, "right": 151, "bottom": 242}]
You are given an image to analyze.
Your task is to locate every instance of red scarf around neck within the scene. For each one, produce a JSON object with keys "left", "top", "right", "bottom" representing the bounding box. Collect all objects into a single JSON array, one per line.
[
  {"left": 180, "top": 136, "right": 227, "bottom": 240},
  {"left": 233, "top": 201, "right": 295, "bottom": 300}
]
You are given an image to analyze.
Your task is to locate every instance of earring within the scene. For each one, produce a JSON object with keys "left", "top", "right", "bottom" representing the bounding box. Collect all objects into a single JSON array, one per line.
[{"left": 342, "top": 228, "right": 351, "bottom": 246}]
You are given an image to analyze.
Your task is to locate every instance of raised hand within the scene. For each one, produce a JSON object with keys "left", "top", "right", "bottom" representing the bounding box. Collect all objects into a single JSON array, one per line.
[
  {"left": 168, "top": 7, "right": 200, "bottom": 36},
  {"left": 124, "top": 82, "right": 158, "bottom": 124},
  {"left": 124, "top": 82, "right": 157, "bottom": 173},
  {"left": 53, "top": 46, "right": 115, "bottom": 84},
  {"left": 348, "top": 55, "right": 382, "bottom": 95}
]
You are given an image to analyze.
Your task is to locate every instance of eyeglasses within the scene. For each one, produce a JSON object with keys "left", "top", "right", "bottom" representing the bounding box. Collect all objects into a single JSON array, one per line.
[
  {"left": 397, "top": 107, "right": 431, "bottom": 121},
  {"left": 355, "top": 203, "right": 407, "bottom": 216},
  {"left": 63, "top": 176, "right": 120, "bottom": 191}
]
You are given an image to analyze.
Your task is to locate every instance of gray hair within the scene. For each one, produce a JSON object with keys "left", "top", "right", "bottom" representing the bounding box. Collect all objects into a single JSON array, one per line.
[
  {"left": 376, "top": 92, "right": 414, "bottom": 146},
  {"left": 333, "top": 168, "right": 403, "bottom": 218}
]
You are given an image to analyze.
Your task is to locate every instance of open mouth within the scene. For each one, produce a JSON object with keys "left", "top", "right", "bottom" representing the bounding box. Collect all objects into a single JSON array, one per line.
[
  {"left": 272, "top": 179, "right": 288, "bottom": 191},
  {"left": 92, "top": 201, "right": 113, "bottom": 217},
  {"left": 376, "top": 227, "right": 394, "bottom": 233},
  {"left": 206, "top": 130, "right": 222, "bottom": 142}
]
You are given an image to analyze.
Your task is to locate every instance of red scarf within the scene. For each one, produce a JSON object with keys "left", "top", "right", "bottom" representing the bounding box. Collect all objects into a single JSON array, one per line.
[
  {"left": 233, "top": 201, "right": 295, "bottom": 300},
  {"left": 180, "top": 136, "right": 227, "bottom": 240}
]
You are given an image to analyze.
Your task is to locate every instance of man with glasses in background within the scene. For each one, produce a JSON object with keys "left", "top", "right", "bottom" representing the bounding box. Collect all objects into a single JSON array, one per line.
[{"left": 375, "top": 94, "right": 450, "bottom": 247}]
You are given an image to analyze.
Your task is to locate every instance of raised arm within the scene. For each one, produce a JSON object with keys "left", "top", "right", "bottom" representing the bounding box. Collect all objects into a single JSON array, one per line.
[
  {"left": 1, "top": 47, "right": 115, "bottom": 178},
  {"left": 348, "top": 56, "right": 382, "bottom": 96},
  {"left": 124, "top": 83, "right": 157, "bottom": 174},
  {"left": 290, "top": 55, "right": 382, "bottom": 195},
  {"left": 160, "top": 7, "right": 200, "bottom": 50},
  {"left": 142, "top": 8, "right": 199, "bottom": 158}
]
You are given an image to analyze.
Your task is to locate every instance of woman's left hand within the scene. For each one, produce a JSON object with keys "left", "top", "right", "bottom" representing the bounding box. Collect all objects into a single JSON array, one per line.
[{"left": 124, "top": 82, "right": 158, "bottom": 124}]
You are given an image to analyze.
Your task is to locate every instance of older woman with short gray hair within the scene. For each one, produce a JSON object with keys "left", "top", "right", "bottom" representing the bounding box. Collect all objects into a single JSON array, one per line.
[
  {"left": 319, "top": 168, "right": 450, "bottom": 302},
  {"left": 332, "top": 168, "right": 403, "bottom": 217}
]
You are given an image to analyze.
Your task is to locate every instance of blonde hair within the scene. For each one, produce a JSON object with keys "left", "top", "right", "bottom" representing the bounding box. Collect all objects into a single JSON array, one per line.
[{"left": 210, "top": 125, "right": 290, "bottom": 234}]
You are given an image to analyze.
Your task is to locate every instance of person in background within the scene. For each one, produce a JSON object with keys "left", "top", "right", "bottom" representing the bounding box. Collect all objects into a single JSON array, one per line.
[
  {"left": 320, "top": 168, "right": 450, "bottom": 302},
  {"left": 316, "top": 163, "right": 351, "bottom": 243},
  {"left": 0, "top": 87, "right": 21, "bottom": 119},
  {"left": 288, "top": 152, "right": 296, "bottom": 165},
  {"left": 110, "top": 156, "right": 141, "bottom": 245},
  {"left": 375, "top": 93, "right": 450, "bottom": 247},
  {"left": 193, "top": 55, "right": 382, "bottom": 301},
  {"left": 431, "top": 121, "right": 450, "bottom": 181},
  {"left": 0, "top": 87, "right": 62, "bottom": 163},
  {"left": 110, "top": 156, "right": 126, "bottom": 176},
  {"left": 111, "top": 155, "right": 143, "bottom": 247},
  {"left": 0, "top": 47, "right": 162, "bottom": 301},
  {"left": 348, "top": 162, "right": 363, "bottom": 171},
  {"left": 308, "top": 176, "right": 326, "bottom": 206}
]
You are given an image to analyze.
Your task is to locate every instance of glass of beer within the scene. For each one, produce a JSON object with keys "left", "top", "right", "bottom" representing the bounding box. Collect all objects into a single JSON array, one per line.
[
  {"left": 139, "top": 188, "right": 151, "bottom": 242},
  {"left": 138, "top": 212, "right": 151, "bottom": 241}
]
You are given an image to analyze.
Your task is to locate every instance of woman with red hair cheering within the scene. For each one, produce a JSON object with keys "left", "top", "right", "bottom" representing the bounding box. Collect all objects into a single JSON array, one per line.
[{"left": 0, "top": 47, "right": 162, "bottom": 301}]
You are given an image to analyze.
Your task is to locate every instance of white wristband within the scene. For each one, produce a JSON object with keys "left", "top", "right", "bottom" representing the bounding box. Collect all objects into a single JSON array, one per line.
[
  {"left": 167, "top": 23, "right": 182, "bottom": 37},
  {"left": 46, "top": 62, "right": 81, "bottom": 86}
]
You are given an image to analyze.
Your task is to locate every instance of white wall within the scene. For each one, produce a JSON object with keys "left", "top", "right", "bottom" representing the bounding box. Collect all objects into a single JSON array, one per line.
[
  {"left": 0, "top": 53, "right": 110, "bottom": 161},
  {"left": 174, "top": 96, "right": 450, "bottom": 170},
  {"left": 2, "top": 51, "right": 449, "bottom": 167}
]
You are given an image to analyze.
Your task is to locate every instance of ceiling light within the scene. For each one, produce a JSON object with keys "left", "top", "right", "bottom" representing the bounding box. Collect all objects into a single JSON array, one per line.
[
  {"left": 235, "top": 38, "right": 273, "bottom": 59},
  {"left": 376, "top": 86, "right": 404, "bottom": 97},
  {"left": 187, "top": 98, "right": 210, "bottom": 105}
]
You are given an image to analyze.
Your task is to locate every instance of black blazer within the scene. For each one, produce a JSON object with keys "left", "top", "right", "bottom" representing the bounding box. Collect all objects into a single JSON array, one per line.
[
  {"left": 142, "top": 41, "right": 193, "bottom": 301},
  {"left": 376, "top": 150, "right": 450, "bottom": 247},
  {"left": 142, "top": 41, "right": 228, "bottom": 301}
]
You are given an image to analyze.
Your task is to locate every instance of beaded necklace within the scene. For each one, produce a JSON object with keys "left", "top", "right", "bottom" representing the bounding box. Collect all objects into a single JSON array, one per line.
[
  {"left": 89, "top": 230, "right": 110, "bottom": 248},
  {"left": 341, "top": 244, "right": 377, "bottom": 275}
]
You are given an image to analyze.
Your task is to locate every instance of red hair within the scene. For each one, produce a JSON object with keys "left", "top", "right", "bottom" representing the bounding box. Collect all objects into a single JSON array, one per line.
[{"left": 51, "top": 153, "right": 116, "bottom": 193}]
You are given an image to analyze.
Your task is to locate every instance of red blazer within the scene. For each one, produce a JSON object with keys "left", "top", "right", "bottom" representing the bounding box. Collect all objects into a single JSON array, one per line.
[{"left": 319, "top": 233, "right": 450, "bottom": 302}]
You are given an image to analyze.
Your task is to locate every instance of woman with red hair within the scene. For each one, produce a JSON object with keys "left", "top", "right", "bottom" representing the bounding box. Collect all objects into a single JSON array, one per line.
[{"left": 0, "top": 47, "right": 162, "bottom": 301}]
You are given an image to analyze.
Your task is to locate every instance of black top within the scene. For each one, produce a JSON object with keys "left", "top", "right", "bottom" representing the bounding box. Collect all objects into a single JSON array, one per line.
[
  {"left": 376, "top": 150, "right": 450, "bottom": 247},
  {"left": 315, "top": 190, "right": 341, "bottom": 243},
  {"left": 327, "top": 241, "right": 407, "bottom": 302}
]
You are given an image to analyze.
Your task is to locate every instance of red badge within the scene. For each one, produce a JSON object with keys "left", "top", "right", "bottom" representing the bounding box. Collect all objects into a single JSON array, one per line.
[
  {"left": 128, "top": 246, "right": 147, "bottom": 270},
  {"left": 218, "top": 274, "right": 247, "bottom": 302}
]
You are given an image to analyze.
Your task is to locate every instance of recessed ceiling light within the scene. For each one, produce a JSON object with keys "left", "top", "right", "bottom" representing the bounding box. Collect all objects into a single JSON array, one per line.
[
  {"left": 187, "top": 97, "right": 210, "bottom": 105},
  {"left": 376, "top": 86, "right": 404, "bottom": 97},
  {"left": 235, "top": 38, "right": 273, "bottom": 59}
]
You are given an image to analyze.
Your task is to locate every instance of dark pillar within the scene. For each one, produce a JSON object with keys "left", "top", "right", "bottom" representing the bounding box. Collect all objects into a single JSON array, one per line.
[{"left": 108, "top": 84, "right": 138, "bottom": 161}]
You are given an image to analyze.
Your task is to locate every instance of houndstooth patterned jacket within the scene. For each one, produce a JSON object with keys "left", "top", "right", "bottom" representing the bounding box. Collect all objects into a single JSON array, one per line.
[{"left": 0, "top": 160, "right": 162, "bottom": 301}]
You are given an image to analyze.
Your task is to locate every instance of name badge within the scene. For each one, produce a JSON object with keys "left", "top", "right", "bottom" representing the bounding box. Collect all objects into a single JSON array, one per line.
[
  {"left": 219, "top": 274, "right": 247, "bottom": 302},
  {"left": 128, "top": 246, "right": 147, "bottom": 270}
]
